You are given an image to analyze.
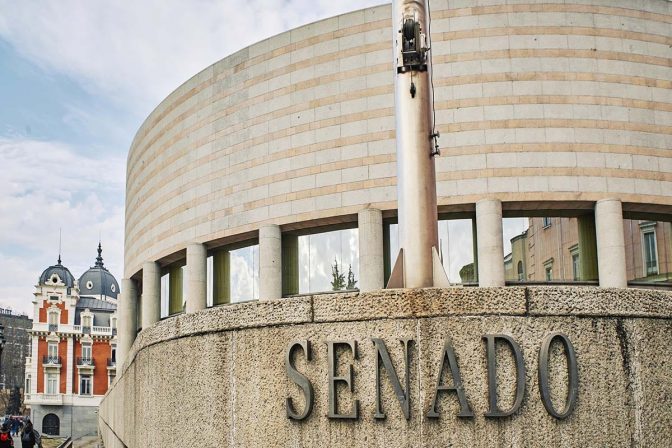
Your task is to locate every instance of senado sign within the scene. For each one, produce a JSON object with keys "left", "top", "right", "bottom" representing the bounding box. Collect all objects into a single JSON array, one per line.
[{"left": 285, "top": 333, "right": 578, "bottom": 421}]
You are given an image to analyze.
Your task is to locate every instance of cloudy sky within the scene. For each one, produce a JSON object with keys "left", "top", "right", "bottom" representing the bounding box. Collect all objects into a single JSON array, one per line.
[{"left": 0, "top": 0, "right": 386, "bottom": 315}]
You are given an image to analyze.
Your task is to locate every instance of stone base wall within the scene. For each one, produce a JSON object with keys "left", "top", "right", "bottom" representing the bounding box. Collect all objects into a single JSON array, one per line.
[
  {"left": 32, "top": 404, "right": 98, "bottom": 439},
  {"left": 100, "top": 287, "right": 672, "bottom": 447}
]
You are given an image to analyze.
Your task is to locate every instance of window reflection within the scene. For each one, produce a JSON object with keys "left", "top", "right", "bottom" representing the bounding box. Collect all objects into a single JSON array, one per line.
[
  {"left": 298, "top": 228, "right": 359, "bottom": 294},
  {"left": 386, "top": 219, "right": 476, "bottom": 284},
  {"left": 206, "top": 244, "right": 259, "bottom": 306},
  {"left": 230, "top": 245, "right": 259, "bottom": 302},
  {"left": 503, "top": 216, "right": 598, "bottom": 282},
  {"left": 624, "top": 219, "right": 671, "bottom": 283}
]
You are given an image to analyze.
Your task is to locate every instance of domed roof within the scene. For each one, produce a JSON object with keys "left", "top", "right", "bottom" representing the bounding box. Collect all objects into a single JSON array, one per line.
[
  {"left": 78, "top": 243, "right": 120, "bottom": 299},
  {"left": 39, "top": 256, "right": 76, "bottom": 287}
]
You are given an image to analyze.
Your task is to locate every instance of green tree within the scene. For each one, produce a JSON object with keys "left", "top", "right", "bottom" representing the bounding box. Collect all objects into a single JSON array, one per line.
[
  {"left": 331, "top": 258, "right": 346, "bottom": 291},
  {"left": 346, "top": 264, "right": 357, "bottom": 290}
]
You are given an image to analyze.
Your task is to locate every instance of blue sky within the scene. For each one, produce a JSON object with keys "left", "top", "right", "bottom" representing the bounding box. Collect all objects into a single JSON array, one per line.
[{"left": 0, "top": 0, "right": 384, "bottom": 315}]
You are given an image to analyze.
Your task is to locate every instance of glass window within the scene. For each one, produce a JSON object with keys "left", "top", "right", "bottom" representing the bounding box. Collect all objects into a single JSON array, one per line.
[
  {"left": 438, "top": 219, "right": 475, "bottom": 284},
  {"left": 82, "top": 344, "right": 92, "bottom": 361},
  {"left": 25, "top": 375, "right": 31, "bottom": 394},
  {"left": 386, "top": 219, "right": 476, "bottom": 284},
  {"left": 46, "top": 374, "right": 58, "bottom": 394},
  {"left": 82, "top": 315, "right": 92, "bottom": 328},
  {"left": 229, "top": 245, "right": 259, "bottom": 302},
  {"left": 111, "top": 344, "right": 116, "bottom": 363},
  {"left": 545, "top": 265, "right": 553, "bottom": 281},
  {"left": 80, "top": 375, "right": 91, "bottom": 396},
  {"left": 297, "top": 228, "right": 358, "bottom": 294},
  {"left": 208, "top": 243, "right": 259, "bottom": 305},
  {"left": 47, "top": 342, "right": 58, "bottom": 360},
  {"left": 48, "top": 312, "right": 58, "bottom": 325},
  {"left": 504, "top": 216, "right": 594, "bottom": 283},
  {"left": 503, "top": 217, "right": 528, "bottom": 283},
  {"left": 542, "top": 217, "right": 552, "bottom": 228},
  {"left": 572, "top": 253, "right": 580, "bottom": 281},
  {"left": 623, "top": 220, "right": 671, "bottom": 283},
  {"left": 643, "top": 231, "right": 658, "bottom": 276}
]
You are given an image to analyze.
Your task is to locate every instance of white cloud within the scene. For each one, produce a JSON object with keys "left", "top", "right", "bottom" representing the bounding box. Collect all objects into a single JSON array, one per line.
[
  {"left": 0, "top": 0, "right": 384, "bottom": 111},
  {"left": 0, "top": 138, "right": 125, "bottom": 315}
]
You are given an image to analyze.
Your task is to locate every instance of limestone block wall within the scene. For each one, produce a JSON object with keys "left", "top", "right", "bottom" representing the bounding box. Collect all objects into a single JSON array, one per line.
[
  {"left": 99, "top": 287, "right": 672, "bottom": 447},
  {"left": 124, "top": 0, "right": 672, "bottom": 278}
]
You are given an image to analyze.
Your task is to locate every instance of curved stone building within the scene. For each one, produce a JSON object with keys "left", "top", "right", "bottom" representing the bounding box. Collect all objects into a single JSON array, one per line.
[{"left": 102, "top": 1, "right": 672, "bottom": 446}]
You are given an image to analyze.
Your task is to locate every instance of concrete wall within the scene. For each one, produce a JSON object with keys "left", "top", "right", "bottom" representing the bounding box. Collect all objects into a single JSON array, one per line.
[
  {"left": 100, "top": 287, "right": 672, "bottom": 447},
  {"left": 124, "top": 0, "right": 672, "bottom": 277}
]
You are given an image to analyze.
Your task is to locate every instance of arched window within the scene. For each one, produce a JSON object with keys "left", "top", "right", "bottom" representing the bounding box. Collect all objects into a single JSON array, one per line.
[
  {"left": 517, "top": 261, "right": 524, "bottom": 281},
  {"left": 42, "top": 413, "right": 60, "bottom": 435}
]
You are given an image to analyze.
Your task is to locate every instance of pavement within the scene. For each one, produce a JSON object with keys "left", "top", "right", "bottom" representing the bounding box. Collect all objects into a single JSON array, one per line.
[{"left": 11, "top": 433, "right": 99, "bottom": 447}]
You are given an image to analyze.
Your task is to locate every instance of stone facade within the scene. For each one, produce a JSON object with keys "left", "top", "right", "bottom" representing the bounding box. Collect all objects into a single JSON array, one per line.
[
  {"left": 123, "top": 0, "right": 672, "bottom": 278},
  {"left": 100, "top": 287, "right": 672, "bottom": 447}
]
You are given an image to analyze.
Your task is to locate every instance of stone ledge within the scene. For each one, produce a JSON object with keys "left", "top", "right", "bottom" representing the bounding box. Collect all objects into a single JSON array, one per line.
[
  {"left": 121, "top": 286, "right": 672, "bottom": 379},
  {"left": 528, "top": 286, "right": 672, "bottom": 317},
  {"left": 123, "top": 296, "right": 312, "bottom": 376},
  {"left": 313, "top": 287, "right": 527, "bottom": 322}
]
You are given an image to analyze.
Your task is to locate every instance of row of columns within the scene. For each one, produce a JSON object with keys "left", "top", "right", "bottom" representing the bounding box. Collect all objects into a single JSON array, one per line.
[
  {"left": 117, "top": 200, "right": 629, "bottom": 370},
  {"left": 475, "top": 198, "right": 627, "bottom": 289}
]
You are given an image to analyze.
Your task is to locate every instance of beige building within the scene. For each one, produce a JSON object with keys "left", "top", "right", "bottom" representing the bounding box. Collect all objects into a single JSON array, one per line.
[{"left": 100, "top": 0, "right": 672, "bottom": 446}]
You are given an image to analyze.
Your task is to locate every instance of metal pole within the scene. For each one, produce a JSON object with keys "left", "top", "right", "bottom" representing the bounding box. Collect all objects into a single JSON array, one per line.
[{"left": 388, "top": 0, "right": 448, "bottom": 288}]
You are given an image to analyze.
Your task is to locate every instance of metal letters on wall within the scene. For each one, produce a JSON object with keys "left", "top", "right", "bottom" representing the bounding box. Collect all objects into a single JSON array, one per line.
[{"left": 285, "top": 333, "right": 579, "bottom": 422}]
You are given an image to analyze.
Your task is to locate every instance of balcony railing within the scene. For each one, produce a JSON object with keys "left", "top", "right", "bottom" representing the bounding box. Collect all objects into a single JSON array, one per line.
[
  {"left": 42, "top": 355, "right": 61, "bottom": 366},
  {"left": 112, "top": 328, "right": 117, "bottom": 336},
  {"left": 38, "top": 393, "right": 63, "bottom": 405},
  {"left": 107, "top": 358, "right": 116, "bottom": 367},
  {"left": 32, "top": 323, "right": 115, "bottom": 336},
  {"left": 77, "top": 357, "right": 94, "bottom": 366}
]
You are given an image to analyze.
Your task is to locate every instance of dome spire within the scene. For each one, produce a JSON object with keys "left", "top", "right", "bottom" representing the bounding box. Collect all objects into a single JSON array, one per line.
[
  {"left": 57, "top": 228, "right": 62, "bottom": 265},
  {"left": 95, "top": 242, "right": 104, "bottom": 267}
]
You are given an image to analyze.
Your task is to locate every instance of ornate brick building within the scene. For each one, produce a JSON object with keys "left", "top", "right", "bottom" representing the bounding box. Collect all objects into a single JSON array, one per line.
[{"left": 25, "top": 245, "right": 118, "bottom": 438}]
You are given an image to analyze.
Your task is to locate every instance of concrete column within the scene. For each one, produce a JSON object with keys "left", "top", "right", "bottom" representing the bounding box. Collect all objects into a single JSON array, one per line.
[
  {"left": 259, "top": 225, "right": 282, "bottom": 300},
  {"left": 141, "top": 261, "right": 161, "bottom": 329},
  {"left": 118, "top": 278, "right": 138, "bottom": 371},
  {"left": 358, "top": 208, "right": 384, "bottom": 291},
  {"left": 186, "top": 243, "right": 207, "bottom": 313},
  {"left": 476, "top": 199, "right": 505, "bottom": 287},
  {"left": 595, "top": 199, "right": 627, "bottom": 288}
]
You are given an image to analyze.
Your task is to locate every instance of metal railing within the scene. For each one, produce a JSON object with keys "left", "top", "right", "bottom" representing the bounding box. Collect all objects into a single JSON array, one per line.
[
  {"left": 107, "top": 358, "right": 116, "bottom": 367},
  {"left": 42, "top": 355, "right": 61, "bottom": 365},
  {"left": 76, "top": 357, "right": 94, "bottom": 366},
  {"left": 48, "top": 324, "right": 58, "bottom": 332}
]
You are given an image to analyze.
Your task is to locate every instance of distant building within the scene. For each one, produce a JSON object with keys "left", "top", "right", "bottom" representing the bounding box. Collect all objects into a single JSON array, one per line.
[
  {"left": 25, "top": 244, "right": 118, "bottom": 438},
  {"left": 0, "top": 308, "right": 32, "bottom": 414}
]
